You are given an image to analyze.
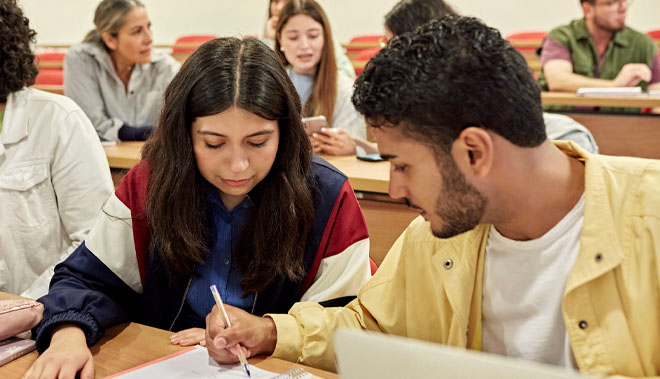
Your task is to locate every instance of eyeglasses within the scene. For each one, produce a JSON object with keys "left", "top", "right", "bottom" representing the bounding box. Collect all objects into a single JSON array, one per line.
[{"left": 594, "top": 0, "right": 633, "bottom": 10}]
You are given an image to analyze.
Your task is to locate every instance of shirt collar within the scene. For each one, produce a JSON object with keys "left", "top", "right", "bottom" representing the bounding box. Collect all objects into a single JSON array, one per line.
[
  {"left": 576, "top": 18, "right": 629, "bottom": 47},
  {"left": 203, "top": 179, "right": 254, "bottom": 214}
]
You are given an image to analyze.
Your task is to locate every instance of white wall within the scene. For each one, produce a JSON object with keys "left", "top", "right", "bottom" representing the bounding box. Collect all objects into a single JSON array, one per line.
[{"left": 21, "top": 0, "right": 660, "bottom": 47}]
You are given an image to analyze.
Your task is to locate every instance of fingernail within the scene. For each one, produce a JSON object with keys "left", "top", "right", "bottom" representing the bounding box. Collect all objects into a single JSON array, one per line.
[
  {"left": 321, "top": 127, "right": 327, "bottom": 131},
  {"left": 215, "top": 337, "right": 227, "bottom": 348},
  {"left": 312, "top": 133, "right": 317, "bottom": 137}
]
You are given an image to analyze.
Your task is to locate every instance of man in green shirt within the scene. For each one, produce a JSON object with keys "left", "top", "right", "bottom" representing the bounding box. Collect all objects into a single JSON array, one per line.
[{"left": 538, "top": 0, "right": 660, "bottom": 100}]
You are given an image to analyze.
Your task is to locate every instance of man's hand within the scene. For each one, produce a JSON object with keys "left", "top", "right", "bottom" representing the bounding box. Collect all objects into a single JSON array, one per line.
[
  {"left": 311, "top": 128, "right": 357, "bottom": 156},
  {"left": 22, "top": 325, "right": 94, "bottom": 379},
  {"left": 205, "top": 304, "right": 277, "bottom": 364},
  {"left": 614, "top": 63, "right": 652, "bottom": 87},
  {"left": 171, "top": 327, "right": 206, "bottom": 346}
]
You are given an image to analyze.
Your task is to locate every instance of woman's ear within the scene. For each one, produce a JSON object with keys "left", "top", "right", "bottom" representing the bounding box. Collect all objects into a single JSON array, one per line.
[
  {"left": 450, "top": 127, "right": 494, "bottom": 179},
  {"left": 101, "top": 32, "right": 118, "bottom": 51}
]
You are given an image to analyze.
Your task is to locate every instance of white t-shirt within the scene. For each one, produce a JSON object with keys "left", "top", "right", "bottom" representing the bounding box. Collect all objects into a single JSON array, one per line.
[{"left": 482, "top": 194, "right": 585, "bottom": 369}]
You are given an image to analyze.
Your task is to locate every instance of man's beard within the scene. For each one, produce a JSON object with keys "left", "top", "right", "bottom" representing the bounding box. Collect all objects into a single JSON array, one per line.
[{"left": 430, "top": 157, "right": 487, "bottom": 239}]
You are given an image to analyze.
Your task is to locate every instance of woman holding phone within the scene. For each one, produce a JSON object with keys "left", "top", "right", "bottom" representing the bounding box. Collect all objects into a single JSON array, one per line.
[
  {"left": 275, "top": 0, "right": 377, "bottom": 156},
  {"left": 26, "top": 37, "right": 371, "bottom": 378}
]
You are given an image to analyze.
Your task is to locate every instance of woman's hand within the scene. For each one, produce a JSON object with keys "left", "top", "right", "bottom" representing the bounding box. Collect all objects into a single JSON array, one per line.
[
  {"left": 23, "top": 325, "right": 94, "bottom": 379},
  {"left": 170, "top": 327, "right": 206, "bottom": 347},
  {"left": 311, "top": 128, "right": 357, "bottom": 156}
]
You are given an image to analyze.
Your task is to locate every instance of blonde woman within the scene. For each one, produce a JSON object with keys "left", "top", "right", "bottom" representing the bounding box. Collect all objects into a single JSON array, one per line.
[{"left": 65, "top": 0, "right": 180, "bottom": 141}]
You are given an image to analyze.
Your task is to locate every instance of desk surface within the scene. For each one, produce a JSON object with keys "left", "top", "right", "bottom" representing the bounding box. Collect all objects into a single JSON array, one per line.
[
  {"left": 0, "top": 292, "right": 336, "bottom": 378},
  {"left": 541, "top": 91, "right": 660, "bottom": 108},
  {"left": 104, "top": 142, "right": 391, "bottom": 194}
]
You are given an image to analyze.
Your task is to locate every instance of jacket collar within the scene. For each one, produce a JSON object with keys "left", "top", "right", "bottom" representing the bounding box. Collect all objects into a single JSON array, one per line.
[
  {"left": 554, "top": 141, "right": 624, "bottom": 294},
  {"left": 575, "top": 18, "right": 629, "bottom": 48},
  {"left": 0, "top": 88, "right": 30, "bottom": 146},
  {"left": 79, "top": 42, "right": 168, "bottom": 79}
]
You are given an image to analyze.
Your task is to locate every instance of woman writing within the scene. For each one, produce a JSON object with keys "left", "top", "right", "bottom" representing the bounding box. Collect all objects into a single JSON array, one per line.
[
  {"left": 65, "top": 0, "right": 180, "bottom": 141},
  {"left": 25, "top": 37, "right": 371, "bottom": 378}
]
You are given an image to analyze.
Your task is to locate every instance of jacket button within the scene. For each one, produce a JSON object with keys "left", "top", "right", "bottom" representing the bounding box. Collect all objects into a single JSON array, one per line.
[
  {"left": 595, "top": 253, "right": 603, "bottom": 262},
  {"left": 444, "top": 259, "right": 453, "bottom": 270},
  {"left": 578, "top": 320, "right": 588, "bottom": 329}
]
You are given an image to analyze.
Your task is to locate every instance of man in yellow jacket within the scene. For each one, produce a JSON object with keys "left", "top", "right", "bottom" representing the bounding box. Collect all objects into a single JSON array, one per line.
[{"left": 204, "top": 16, "right": 660, "bottom": 378}]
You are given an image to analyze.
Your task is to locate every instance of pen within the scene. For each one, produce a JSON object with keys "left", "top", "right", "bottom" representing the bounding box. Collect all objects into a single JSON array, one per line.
[{"left": 210, "top": 285, "right": 251, "bottom": 378}]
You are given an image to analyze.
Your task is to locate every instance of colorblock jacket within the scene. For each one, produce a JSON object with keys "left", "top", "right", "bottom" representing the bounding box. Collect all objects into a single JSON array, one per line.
[
  {"left": 270, "top": 142, "right": 660, "bottom": 377},
  {"left": 34, "top": 156, "right": 371, "bottom": 353}
]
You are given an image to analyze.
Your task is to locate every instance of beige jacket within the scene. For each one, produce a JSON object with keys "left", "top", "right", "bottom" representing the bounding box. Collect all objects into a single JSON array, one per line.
[{"left": 270, "top": 142, "right": 660, "bottom": 377}]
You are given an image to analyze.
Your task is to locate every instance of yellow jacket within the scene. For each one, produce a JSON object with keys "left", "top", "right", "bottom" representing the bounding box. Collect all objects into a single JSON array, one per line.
[{"left": 269, "top": 142, "right": 660, "bottom": 377}]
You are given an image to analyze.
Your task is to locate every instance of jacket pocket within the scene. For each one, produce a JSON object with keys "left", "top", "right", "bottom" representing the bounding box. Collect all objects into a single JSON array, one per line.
[{"left": 0, "top": 162, "right": 55, "bottom": 229}]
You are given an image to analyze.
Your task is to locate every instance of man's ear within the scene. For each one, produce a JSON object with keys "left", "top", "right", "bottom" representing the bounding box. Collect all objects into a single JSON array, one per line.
[
  {"left": 450, "top": 127, "right": 494, "bottom": 179},
  {"left": 581, "top": 2, "right": 594, "bottom": 20},
  {"left": 101, "top": 32, "right": 118, "bottom": 51}
]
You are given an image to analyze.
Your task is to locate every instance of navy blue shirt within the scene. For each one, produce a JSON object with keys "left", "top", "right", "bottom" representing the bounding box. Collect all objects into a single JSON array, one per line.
[{"left": 185, "top": 181, "right": 256, "bottom": 322}]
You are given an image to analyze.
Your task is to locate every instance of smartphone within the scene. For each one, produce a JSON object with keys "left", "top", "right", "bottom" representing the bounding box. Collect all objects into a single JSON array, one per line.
[
  {"left": 356, "top": 153, "right": 386, "bottom": 162},
  {"left": 302, "top": 115, "right": 328, "bottom": 136}
]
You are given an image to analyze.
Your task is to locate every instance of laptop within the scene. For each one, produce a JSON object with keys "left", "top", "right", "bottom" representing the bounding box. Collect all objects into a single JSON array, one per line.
[{"left": 334, "top": 329, "right": 591, "bottom": 379}]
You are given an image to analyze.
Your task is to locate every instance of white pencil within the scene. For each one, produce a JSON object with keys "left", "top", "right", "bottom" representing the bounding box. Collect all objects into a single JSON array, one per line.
[{"left": 210, "top": 285, "right": 251, "bottom": 378}]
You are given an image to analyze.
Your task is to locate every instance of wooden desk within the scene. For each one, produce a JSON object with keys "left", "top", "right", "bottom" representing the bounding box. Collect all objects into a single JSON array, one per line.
[
  {"left": 0, "top": 292, "right": 337, "bottom": 378},
  {"left": 542, "top": 92, "right": 660, "bottom": 108},
  {"left": 561, "top": 112, "right": 660, "bottom": 159}
]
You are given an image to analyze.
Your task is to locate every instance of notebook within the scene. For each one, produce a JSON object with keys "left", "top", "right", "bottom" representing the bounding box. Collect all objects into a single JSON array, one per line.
[
  {"left": 108, "top": 345, "right": 312, "bottom": 378},
  {"left": 576, "top": 87, "right": 642, "bottom": 97},
  {"left": 0, "top": 337, "right": 36, "bottom": 366},
  {"left": 334, "top": 329, "right": 592, "bottom": 379}
]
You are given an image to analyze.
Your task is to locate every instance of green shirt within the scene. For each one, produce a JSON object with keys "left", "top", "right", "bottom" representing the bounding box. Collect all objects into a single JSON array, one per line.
[{"left": 538, "top": 18, "right": 658, "bottom": 112}]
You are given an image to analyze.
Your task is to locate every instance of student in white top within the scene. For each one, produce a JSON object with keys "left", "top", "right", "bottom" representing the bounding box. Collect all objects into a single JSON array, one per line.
[
  {"left": 275, "top": 0, "right": 377, "bottom": 156},
  {"left": 65, "top": 0, "right": 180, "bottom": 142},
  {"left": 0, "top": 0, "right": 113, "bottom": 298}
]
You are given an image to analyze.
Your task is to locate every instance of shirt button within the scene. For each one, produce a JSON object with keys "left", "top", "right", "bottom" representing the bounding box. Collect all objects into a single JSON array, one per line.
[
  {"left": 578, "top": 320, "right": 588, "bottom": 330},
  {"left": 224, "top": 259, "right": 230, "bottom": 265},
  {"left": 595, "top": 253, "right": 603, "bottom": 262},
  {"left": 444, "top": 259, "right": 453, "bottom": 270}
]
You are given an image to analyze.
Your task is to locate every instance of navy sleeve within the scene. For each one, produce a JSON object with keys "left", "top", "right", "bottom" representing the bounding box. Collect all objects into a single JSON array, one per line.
[{"left": 33, "top": 243, "right": 141, "bottom": 353}]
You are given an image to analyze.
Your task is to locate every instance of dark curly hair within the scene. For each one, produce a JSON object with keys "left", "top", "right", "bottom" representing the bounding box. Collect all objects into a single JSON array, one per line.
[
  {"left": 385, "top": 0, "right": 456, "bottom": 37},
  {"left": 0, "top": 0, "right": 38, "bottom": 103},
  {"left": 353, "top": 16, "right": 546, "bottom": 155}
]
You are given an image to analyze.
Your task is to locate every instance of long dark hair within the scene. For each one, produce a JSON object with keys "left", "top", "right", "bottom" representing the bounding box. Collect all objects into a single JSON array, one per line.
[
  {"left": 142, "top": 37, "right": 315, "bottom": 293},
  {"left": 275, "top": 0, "right": 338, "bottom": 126}
]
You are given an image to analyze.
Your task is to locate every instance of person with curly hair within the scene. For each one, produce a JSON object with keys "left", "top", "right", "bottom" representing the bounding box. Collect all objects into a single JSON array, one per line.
[
  {"left": 0, "top": 0, "right": 113, "bottom": 298},
  {"left": 203, "top": 17, "right": 660, "bottom": 377},
  {"left": 381, "top": 0, "right": 599, "bottom": 154},
  {"left": 64, "top": 0, "right": 180, "bottom": 141}
]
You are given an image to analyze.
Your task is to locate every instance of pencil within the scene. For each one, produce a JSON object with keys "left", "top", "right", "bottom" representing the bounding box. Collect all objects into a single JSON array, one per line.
[{"left": 210, "top": 285, "right": 252, "bottom": 378}]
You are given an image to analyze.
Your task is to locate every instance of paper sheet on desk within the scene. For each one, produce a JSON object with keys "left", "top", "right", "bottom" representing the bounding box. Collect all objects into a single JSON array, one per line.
[{"left": 108, "top": 345, "right": 278, "bottom": 378}]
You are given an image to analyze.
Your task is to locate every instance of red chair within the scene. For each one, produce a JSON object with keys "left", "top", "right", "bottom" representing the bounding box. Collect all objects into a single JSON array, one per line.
[
  {"left": 34, "top": 52, "right": 66, "bottom": 86},
  {"left": 506, "top": 31, "right": 547, "bottom": 54},
  {"left": 353, "top": 47, "right": 381, "bottom": 76},
  {"left": 171, "top": 35, "right": 217, "bottom": 62},
  {"left": 646, "top": 29, "right": 660, "bottom": 40},
  {"left": 34, "top": 69, "right": 64, "bottom": 86},
  {"left": 369, "top": 257, "right": 378, "bottom": 275},
  {"left": 345, "top": 35, "right": 383, "bottom": 61}
]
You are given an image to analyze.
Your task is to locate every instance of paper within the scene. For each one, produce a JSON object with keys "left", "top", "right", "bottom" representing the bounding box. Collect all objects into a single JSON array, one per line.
[
  {"left": 576, "top": 87, "right": 642, "bottom": 97},
  {"left": 109, "top": 345, "right": 279, "bottom": 378}
]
